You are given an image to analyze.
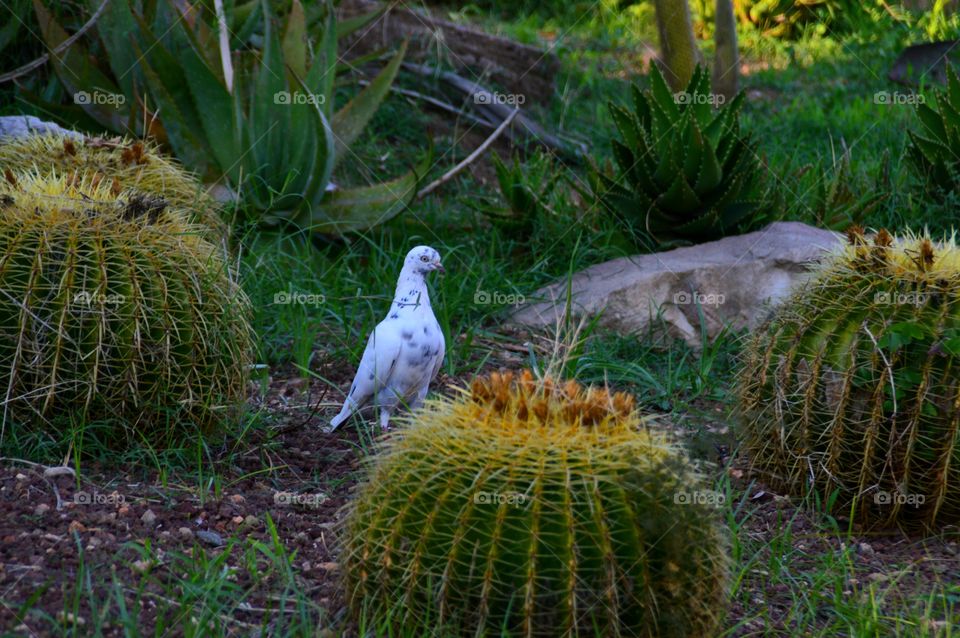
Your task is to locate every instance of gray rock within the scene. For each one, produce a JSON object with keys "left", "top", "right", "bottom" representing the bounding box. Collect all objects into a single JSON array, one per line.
[
  {"left": 511, "top": 222, "right": 843, "bottom": 347},
  {"left": 0, "top": 115, "right": 82, "bottom": 141}
]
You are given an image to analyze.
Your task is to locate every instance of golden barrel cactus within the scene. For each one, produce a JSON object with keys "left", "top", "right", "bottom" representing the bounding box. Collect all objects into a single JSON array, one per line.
[
  {"left": 738, "top": 228, "right": 960, "bottom": 530},
  {"left": 341, "top": 370, "right": 729, "bottom": 637},
  {"left": 0, "top": 170, "right": 252, "bottom": 445}
]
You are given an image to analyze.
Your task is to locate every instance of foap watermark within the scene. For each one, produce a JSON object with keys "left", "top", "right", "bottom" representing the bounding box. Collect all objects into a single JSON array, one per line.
[
  {"left": 474, "top": 491, "right": 527, "bottom": 506},
  {"left": 74, "top": 90, "right": 126, "bottom": 107},
  {"left": 274, "top": 491, "right": 329, "bottom": 508},
  {"left": 875, "top": 291, "right": 929, "bottom": 306},
  {"left": 473, "top": 92, "right": 526, "bottom": 106},
  {"left": 874, "top": 91, "right": 924, "bottom": 106},
  {"left": 474, "top": 290, "right": 525, "bottom": 306},
  {"left": 274, "top": 91, "right": 326, "bottom": 106},
  {"left": 674, "top": 91, "right": 725, "bottom": 107},
  {"left": 74, "top": 490, "right": 125, "bottom": 506},
  {"left": 273, "top": 289, "right": 326, "bottom": 306},
  {"left": 673, "top": 290, "right": 726, "bottom": 306},
  {"left": 874, "top": 490, "right": 925, "bottom": 507},
  {"left": 674, "top": 490, "right": 726, "bottom": 507},
  {"left": 73, "top": 291, "right": 125, "bottom": 306}
]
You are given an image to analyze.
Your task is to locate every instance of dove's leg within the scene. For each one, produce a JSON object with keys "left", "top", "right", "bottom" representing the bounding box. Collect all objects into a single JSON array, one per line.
[
  {"left": 375, "top": 388, "right": 401, "bottom": 430},
  {"left": 378, "top": 406, "right": 392, "bottom": 430},
  {"left": 408, "top": 386, "right": 429, "bottom": 411}
]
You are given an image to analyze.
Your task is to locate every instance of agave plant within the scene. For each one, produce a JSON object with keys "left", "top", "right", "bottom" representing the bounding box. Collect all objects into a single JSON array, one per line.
[
  {"left": 594, "top": 65, "right": 773, "bottom": 248},
  {"left": 907, "top": 64, "right": 960, "bottom": 196},
  {"left": 31, "top": 0, "right": 425, "bottom": 232}
]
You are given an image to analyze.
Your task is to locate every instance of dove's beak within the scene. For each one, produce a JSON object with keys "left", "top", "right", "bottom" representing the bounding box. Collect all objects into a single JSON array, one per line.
[{"left": 435, "top": 262, "right": 445, "bottom": 274}]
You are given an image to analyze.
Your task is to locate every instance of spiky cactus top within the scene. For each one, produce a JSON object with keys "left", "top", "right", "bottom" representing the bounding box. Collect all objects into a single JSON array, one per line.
[
  {"left": 0, "top": 171, "right": 252, "bottom": 445},
  {"left": 341, "top": 370, "right": 729, "bottom": 637},
  {"left": 0, "top": 134, "right": 226, "bottom": 242},
  {"left": 738, "top": 228, "right": 960, "bottom": 530}
]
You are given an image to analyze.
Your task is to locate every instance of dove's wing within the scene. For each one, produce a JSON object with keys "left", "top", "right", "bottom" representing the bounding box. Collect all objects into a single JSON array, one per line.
[
  {"left": 429, "top": 327, "right": 445, "bottom": 382},
  {"left": 330, "top": 320, "right": 403, "bottom": 429}
]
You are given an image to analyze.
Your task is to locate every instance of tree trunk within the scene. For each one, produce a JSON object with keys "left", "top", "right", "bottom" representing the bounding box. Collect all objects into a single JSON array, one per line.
[
  {"left": 713, "top": 0, "right": 739, "bottom": 101},
  {"left": 653, "top": 0, "right": 699, "bottom": 91}
]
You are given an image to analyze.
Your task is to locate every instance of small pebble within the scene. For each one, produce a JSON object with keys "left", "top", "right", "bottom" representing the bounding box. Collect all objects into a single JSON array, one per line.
[
  {"left": 34, "top": 504, "right": 50, "bottom": 516},
  {"left": 178, "top": 526, "right": 194, "bottom": 539},
  {"left": 196, "top": 530, "right": 224, "bottom": 547},
  {"left": 56, "top": 612, "right": 85, "bottom": 626},
  {"left": 140, "top": 510, "right": 157, "bottom": 527}
]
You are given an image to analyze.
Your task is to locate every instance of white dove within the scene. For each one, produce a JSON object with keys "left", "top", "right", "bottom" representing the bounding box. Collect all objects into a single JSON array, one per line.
[{"left": 329, "top": 246, "right": 446, "bottom": 431}]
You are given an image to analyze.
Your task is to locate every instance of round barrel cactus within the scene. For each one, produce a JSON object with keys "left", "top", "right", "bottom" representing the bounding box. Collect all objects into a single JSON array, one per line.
[
  {"left": 0, "top": 171, "right": 252, "bottom": 445},
  {"left": 342, "top": 370, "right": 729, "bottom": 637},
  {"left": 738, "top": 228, "right": 960, "bottom": 530},
  {"left": 0, "top": 134, "right": 227, "bottom": 242}
]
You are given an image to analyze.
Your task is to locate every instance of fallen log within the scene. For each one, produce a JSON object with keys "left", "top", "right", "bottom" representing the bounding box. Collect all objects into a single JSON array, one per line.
[{"left": 337, "top": 0, "right": 559, "bottom": 105}]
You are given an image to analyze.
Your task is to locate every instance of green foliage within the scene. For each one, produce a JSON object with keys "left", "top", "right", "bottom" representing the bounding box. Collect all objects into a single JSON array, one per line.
[
  {"left": 738, "top": 229, "right": 960, "bottom": 531},
  {"left": 593, "top": 65, "right": 774, "bottom": 248},
  {"left": 907, "top": 64, "right": 960, "bottom": 197},
  {"left": 694, "top": 0, "right": 876, "bottom": 38},
  {"left": 30, "top": 0, "right": 422, "bottom": 232},
  {"left": 0, "top": 170, "right": 253, "bottom": 446},
  {"left": 342, "top": 370, "right": 729, "bottom": 636}
]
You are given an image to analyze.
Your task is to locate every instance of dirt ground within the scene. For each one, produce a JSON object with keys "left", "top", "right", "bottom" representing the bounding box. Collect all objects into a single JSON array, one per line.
[{"left": 1, "top": 360, "right": 958, "bottom": 636}]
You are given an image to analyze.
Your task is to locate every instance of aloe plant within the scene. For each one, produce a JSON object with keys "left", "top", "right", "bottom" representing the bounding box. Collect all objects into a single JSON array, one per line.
[
  {"left": 803, "top": 148, "right": 889, "bottom": 231},
  {"left": 908, "top": 64, "right": 960, "bottom": 197},
  {"left": 31, "top": 0, "right": 424, "bottom": 233},
  {"left": 593, "top": 64, "right": 774, "bottom": 248}
]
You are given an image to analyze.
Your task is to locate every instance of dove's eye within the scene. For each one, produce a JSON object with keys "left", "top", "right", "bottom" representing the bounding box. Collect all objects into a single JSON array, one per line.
[{"left": 420, "top": 255, "right": 429, "bottom": 262}]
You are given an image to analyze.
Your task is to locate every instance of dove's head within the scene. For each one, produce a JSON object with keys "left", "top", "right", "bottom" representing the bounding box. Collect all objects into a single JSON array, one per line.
[{"left": 404, "top": 245, "right": 445, "bottom": 276}]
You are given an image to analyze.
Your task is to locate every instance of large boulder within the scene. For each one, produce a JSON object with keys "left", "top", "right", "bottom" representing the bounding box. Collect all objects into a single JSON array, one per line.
[{"left": 511, "top": 222, "right": 844, "bottom": 347}]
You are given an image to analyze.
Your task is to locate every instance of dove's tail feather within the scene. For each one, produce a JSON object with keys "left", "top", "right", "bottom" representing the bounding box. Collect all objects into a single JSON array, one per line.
[{"left": 330, "top": 404, "right": 352, "bottom": 430}]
